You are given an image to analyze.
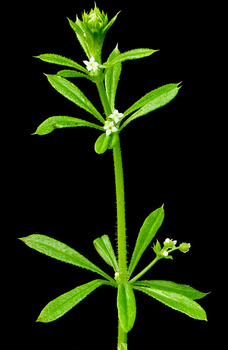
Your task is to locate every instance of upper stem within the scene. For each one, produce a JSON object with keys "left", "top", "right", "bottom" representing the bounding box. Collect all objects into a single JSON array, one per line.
[{"left": 96, "top": 80, "right": 112, "bottom": 117}]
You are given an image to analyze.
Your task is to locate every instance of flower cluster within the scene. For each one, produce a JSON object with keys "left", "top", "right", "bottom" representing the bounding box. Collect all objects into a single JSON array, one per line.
[
  {"left": 104, "top": 110, "right": 124, "bottom": 136},
  {"left": 153, "top": 238, "right": 191, "bottom": 259}
]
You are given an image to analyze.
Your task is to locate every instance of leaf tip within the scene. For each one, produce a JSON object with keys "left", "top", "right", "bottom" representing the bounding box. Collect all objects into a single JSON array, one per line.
[
  {"left": 18, "top": 237, "right": 26, "bottom": 243},
  {"left": 35, "top": 315, "right": 43, "bottom": 323},
  {"left": 177, "top": 81, "right": 183, "bottom": 90}
]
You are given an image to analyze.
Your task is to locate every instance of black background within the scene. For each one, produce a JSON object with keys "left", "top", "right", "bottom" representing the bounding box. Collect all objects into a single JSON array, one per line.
[{"left": 6, "top": 0, "right": 225, "bottom": 349}]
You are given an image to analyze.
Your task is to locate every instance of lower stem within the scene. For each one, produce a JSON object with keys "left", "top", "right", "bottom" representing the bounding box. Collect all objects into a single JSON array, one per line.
[
  {"left": 118, "top": 321, "right": 128, "bottom": 350},
  {"left": 113, "top": 135, "right": 128, "bottom": 349}
]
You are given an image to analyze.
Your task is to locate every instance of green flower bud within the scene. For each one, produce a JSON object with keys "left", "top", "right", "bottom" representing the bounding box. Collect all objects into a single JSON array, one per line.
[
  {"left": 114, "top": 272, "right": 121, "bottom": 284},
  {"left": 179, "top": 242, "right": 191, "bottom": 253},
  {"left": 82, "top": 6, "right": 108, "bottom": 34},
  {"left": 72, "top": 5, "right": 120, "bottom": 60}
]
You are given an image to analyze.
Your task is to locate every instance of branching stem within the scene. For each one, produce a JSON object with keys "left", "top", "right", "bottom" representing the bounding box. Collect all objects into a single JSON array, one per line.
[{"left": 129, "top": 256, "right": 160, "bottom": 284}]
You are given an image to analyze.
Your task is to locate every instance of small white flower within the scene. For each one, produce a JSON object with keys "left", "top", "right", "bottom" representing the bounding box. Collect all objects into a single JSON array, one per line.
[
  {"left": 104, "top": 120, "right": 118, "bottom": 136},
  {"left": 109, "top": 109, "right": 124, "bottom": 124},
  {"left": 164, "top": 238, "right": 177, "bottom": 248},
  {"left": 162, "top": 250, "right": 169, "bottom": 257},
  {"left": 83, "top": 56, "right": 99, "bottom": 72}
]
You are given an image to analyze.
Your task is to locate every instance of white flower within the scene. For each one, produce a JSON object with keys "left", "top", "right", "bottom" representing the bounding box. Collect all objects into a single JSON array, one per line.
[
  {"left": 104, "top": 120, "right": 118, "bottom": 136},
  {"left": 109, "top": 109, "right": 124, "bottom": 124},
  {"left": 83, "top": 56, "right": 99, "bottom": 72},
  {"left": 162, "top": 250, "right": 169, "bottom": 257},
  {"left": 164, "top": 238, "right": 177, "bottom": 248}
]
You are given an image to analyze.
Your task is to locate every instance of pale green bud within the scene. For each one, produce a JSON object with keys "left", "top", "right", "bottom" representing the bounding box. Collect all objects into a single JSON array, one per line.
[
  {"left": 114, "top": 272, "right": 121, "bottom": 283},
  {"left": 74, "top": 5, "right": 120, "bottom": 59},
  {"left": 179, "top": 242, "right": 191, "bottom": 253}
]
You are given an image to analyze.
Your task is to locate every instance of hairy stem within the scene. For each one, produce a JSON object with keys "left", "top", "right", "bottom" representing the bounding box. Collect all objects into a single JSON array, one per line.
[
  {"left": 96, "top": 79, "right": 128, "bottom": 349},
  {"left": 113, "top": 135, "right": 128, "bottom": 349},
  {"left": 118, "top": 321, "right": 128, "bottom": 349},
  {"left": 113, "top": 135, "right": 127, "bottom": 282},
  {"left": 96, "top": 80, "right": 112, "bottom": 117}
]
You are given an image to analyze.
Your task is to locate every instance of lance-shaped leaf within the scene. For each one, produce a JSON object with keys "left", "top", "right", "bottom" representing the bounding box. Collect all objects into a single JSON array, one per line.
[
  {"left": 57, "top": 69, "right": 93, "bottom": 81},
  {"left": 93, "top": 235, "right": 118, "bottom": 271},
  {"left": 132, "top": 280, "right": 209, "bottom": 300},
  {"left": 34, "top": 116, "right": 104, "bottom": 135},
  {"left": 45, "top": 75, "right": 105, "bottom": 123},
  {"left": 19, "top": 234, "right": 114, "bottom": 282},
  {"left": 102, "top": 11, "right": 120, "bottom": 35},
  {"left": 105, "top": 45, "right": 122, "bottom": 111},
  {"left": 67, "top": 18, "right": 90, "bottom": 59},
  {"left": 128, "top": 206, "right": 164, "bottom": 278},
  {"left": 120, "top": 84, "right": 180, "bottom": 130},
  {"left": 134, "top": 286, "right": 207, "bottom": 321},
  {"left": 103, "top": 48, "right": 157, "bottom": 68},
  {"left": 36, "top": 53, "right": 88, "bottom": 74},
  {"left": 117, "top": 283, "right": 136, "bottom": 332},
  {"left": 37, "top": 279, "right": 109, "bottom": 323}
]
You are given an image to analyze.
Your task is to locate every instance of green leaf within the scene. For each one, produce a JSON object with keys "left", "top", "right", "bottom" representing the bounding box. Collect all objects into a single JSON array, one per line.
[
  {"left": 36, "top": 53, "right": 88, "bottom": 74},
  {"left": 103, "top": 49, "right": 157, "bottom": 68},
  {"left": 34, "top": 116, "right": 104, "bottom": 135},
  {"left": 93, "top": 235, "right": 118, "bottom": 271},
  {"left": 19, "top": 234, "right": 114, "bottom": 282},
  {"left": 37, "top": 279, "right": 108, "bottom": 323},
  {"left": 152, "top": 240, "right": 162, "bottom": 255},
  {"left": 34, "top": 116, "right": 103, "bottom": 135},
  {"left": 103, "top": 11, "right": 120, "bottom": 35},
  {"left": 128, "top": 206, "right": 164, "bottom": 278},
  {"left": 117, "top": 283, "right": 137, "bottom": 332},
  {"left": 45, "top": 75, "right": 105, "bottom": 123},
  {"left": 94, "top": 133, "right": 110, "bottom": 154},
  {"left": 134, "top": 286, "right": 207, "bottom": 321},
  {"left": 120, "top": 84, "right": 180, "bottom": 130},
  {"left": 57, "top": 69, "right": 93, "bottom": 81},
  {"left": 67, "top": 18, "right": 91, "bottom": 58},
  {"left": 108, "top": 132, "right": 119, "bottom": 149},
  {"left": 133, "top": 280, "right": 208, "bottom": 300},
  {"left": 105, "top": 45, "right": 122, "bottom": 111}
]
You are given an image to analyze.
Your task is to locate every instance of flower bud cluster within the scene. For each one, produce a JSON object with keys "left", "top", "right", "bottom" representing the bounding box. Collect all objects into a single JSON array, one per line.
[
  {"left": 75, "top": 4, "right": 119, "bottom": 59},
  {"left": 153, "top": 238, "right": 191, "bottom": 259}
]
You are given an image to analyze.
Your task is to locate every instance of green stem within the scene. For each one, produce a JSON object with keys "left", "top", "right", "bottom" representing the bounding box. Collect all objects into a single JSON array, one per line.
[
  {"left": 113, "top": 136, "right": 127, "bottom": 282},
  {"left": 113, "top": 136, "right": 128, "bottom": 350},
  {"left": 118, "top": 321, "right": 128, "bottom": 350},
  {"left": 96, "top": 80, "right": 112, "bottom": 117},
  {"left": 96, "top": 79, "right": 128, "bottom": 349},
  {"left": 129, "top": 256, "right": 160, "bottom": 284}
]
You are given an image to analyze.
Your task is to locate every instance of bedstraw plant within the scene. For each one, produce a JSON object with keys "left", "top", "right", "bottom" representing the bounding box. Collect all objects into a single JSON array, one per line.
[{"left": 20, "top": 5, "right": 208, "bottom": 349}]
